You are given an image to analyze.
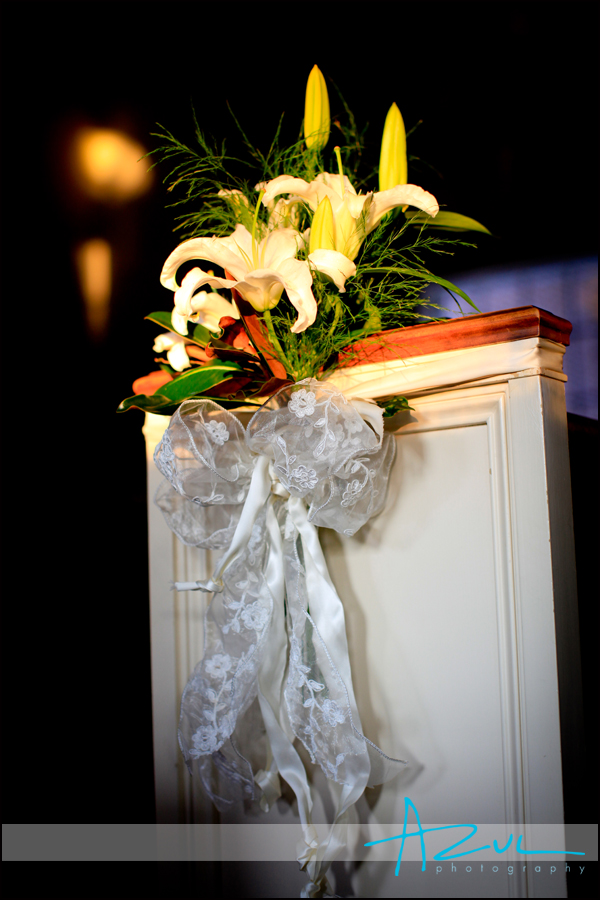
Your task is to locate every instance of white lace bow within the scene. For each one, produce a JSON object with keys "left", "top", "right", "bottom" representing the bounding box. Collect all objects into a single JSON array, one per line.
[{"left": 154, "top": 378, "right": 405, "bottom": 898}]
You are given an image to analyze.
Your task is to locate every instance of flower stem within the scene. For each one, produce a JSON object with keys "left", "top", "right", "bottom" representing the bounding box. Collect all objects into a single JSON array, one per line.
[
  {"left": 251, "top": 190, "right": 265, "bottom": 268},
  {"left": 333, "top": 146, "right": 345, "bottom": 197},
  {"left": 262, "top": 309, "right": 287, "bottom": 367},
  {"left": 327, "top": 294, "right": 343, "bottom": 336}
]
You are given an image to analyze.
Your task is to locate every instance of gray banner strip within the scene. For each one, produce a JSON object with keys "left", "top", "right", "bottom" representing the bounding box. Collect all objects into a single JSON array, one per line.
[{"left": 3, "top": 824, "right": 597, "bottom": 863}]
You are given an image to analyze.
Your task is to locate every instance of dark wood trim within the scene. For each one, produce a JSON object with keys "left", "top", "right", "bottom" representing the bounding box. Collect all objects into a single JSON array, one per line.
[{"left": 339, "top": 306, "right": 573, "bottom": 367}]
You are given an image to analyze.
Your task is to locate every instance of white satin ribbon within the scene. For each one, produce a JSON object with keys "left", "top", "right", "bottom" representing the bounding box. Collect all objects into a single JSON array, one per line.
[
  {"left": 174, "top": 455, "right": 396, "bottom": 895},
  {"left": 156, "top": 380, "right": 405, "bottom": 898}
]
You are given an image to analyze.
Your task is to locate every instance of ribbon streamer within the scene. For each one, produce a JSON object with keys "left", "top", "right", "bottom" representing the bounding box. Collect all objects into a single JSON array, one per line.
[{"left": 154, "top": 378, "right": 405, "bottom": 897}]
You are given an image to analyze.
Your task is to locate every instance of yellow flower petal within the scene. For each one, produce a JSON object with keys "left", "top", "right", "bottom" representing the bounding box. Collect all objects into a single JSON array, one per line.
[
  {"left": 379, "top": 102, "right": 407, "bottom": 192},
  {"left": 304, "top": 65, "right": 330, "bottom": 151},
  {"left": 309, "top": 196, "right": 336, "bottom": 254}
]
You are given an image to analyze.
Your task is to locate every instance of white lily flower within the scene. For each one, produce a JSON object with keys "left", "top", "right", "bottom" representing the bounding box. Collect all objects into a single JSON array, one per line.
[
  {"left": 268, "top": 197, "right": 303, "bottom": 230},
  {"left": 306, "top": 248, "right": 357, "bottom": 293},
  {"left": 160, "top": 224, "right": 317, "bottom": 334},
  {"left": 171, "top": 290, "right": 239, "bottom": 336},
  {"left": 217, "top": 188, "right": 251, "bottom": 212},
  {"left": 217, "top": 189, "right": 256, "bottom": 235},
  {"left": 259, "top": 166, "right": 439, "bottom": 289},
  {"left": 153, "top": 332, "right": 191, "bottom": 372},
  {"left": 219, "top": 188, "right": 303, "bottom": 234},
  {"left": 306, "top": 195, "right": 356, "bottom": 293}
]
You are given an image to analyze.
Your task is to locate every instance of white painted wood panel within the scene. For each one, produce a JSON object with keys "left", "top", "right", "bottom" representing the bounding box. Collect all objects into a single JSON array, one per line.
[
  {"left": 322, "top": 418, "right": 508, "bottom": 825},
  {"left": 144, "top": 335, "right": 576, "bottom": 898}
]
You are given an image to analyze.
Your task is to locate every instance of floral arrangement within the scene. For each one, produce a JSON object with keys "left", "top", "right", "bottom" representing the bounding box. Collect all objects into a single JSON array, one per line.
[
  {"left": 118, "top": 66, "right": 488, "bottom": 417},
  {"left": 128, "top": 69, "right": 493, "bottom": 897}
]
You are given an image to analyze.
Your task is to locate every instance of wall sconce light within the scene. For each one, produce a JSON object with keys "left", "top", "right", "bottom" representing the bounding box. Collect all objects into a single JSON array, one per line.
[
  {"left": 75, "top": 238, "right": 112, "bottom": 340},
  {"left": 68, "top": 126, "right": 153, "bottom": 338},
  {"left": 72, "top": 127, "right": 153, "bottom": 204}
]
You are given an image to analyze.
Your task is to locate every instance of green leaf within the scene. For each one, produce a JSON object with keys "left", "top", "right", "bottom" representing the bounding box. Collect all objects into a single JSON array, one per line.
[
  {"left": 117, "top": 393, "right": 175, "bottom": 414},
  {"left": 376, "top": 395, "right": 414, "bottom": 417},
  {"left": 191, "top": 322, "right": 214, "bottom": 345},
  {"left": 361, "top": 266, "right": 480, "bottom": 312},
  {"left": 418, "top": 272, "right": 481, "bottom": 312},
  {"left": 405, "top": 210, "right": 491, "bottom": 234},
  {"left": 153, "top": 362, "right": 242, "bottom": 403},
  {"left": 117, "top": 391, "right": 262, "bottom": 416},
  {"left": 145, "top": 310, "right": 176, "bottom": 330},
  {"left": 145, "top": 311, "right": 213, "bottom": 346}
]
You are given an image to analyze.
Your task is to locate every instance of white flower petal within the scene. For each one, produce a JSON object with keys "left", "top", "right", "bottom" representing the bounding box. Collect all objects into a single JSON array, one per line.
[
  {"left": 259, "top": 175, "right": 312, "bottom": 209},
  {"left": 160, "top": 235, "right": 248, "bottom": 291},
  {"left": 368, "top": 184, "right": 439, "bottom": 231},
  {"left": 260, "top": 227, "right": 303, "bottom": 270},
  {"left": 315, "top": 171, "right": 357, "bottom": 199},
  {"left": 276, "top": 258, "right": 318, "bottom": 333},
  {"left": 153, "top": 332, "right": 177, "bottom": 353},
  {"left": 188, "top": 291, "right": 240, "bottom": 332},
  {"left": 171, "top": 310, "right": 189, "bottom": 335},
  {"left": 308, "top": 250, "right": 357, "bottom": 293},
  {"left": 173, "top": 268, "right": 236, "bottom": 318},
  {"left": 221, "top": 223, "right": 255, "bottom": 265},
  {"left": 235, "top": 270, "right": 285, "bottom": 312},
  {"left": 260, "top": 175, "right": 340, "bottom": 214},
  {"left": 343, "top": 191, "right": 368, "bottom": 219},
  {"left": 167, "top": 341, "right": 191, "bottom": 372}
]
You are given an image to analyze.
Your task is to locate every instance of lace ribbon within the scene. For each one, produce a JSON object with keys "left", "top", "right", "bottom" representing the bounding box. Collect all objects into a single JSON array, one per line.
[{"left": 154, "top": 378, "right": 405, "bottom": 897}]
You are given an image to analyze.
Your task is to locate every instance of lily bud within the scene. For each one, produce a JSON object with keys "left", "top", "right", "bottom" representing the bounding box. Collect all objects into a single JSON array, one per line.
[
  {"left": 304, "top": 65, "right": 330, "bottom": 151},
  {"left": 379, "top": 102, "right": 407, "bottom": 192},
  {"left": 309, "top": 196, "right": 335, "bottom": 254}
]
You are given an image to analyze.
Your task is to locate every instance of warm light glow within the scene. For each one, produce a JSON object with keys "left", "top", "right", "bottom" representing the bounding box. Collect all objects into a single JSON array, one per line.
[
  {"left": 73, "top": 128, "right": 152, "bottom": 202},
  {"left": 75, "top": 239, "right": 112, "bottom": 339}
]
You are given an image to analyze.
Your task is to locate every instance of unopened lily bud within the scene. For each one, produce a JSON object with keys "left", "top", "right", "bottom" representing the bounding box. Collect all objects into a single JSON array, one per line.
[
  {"left": 304, "top": 65, "right": 330, "bottom": 151},
  {"left": 379, "top": 102, "right": 407, "bottom": 192},
  {"left": 309, "top": 196, "right": 335, "bottom": 254}
]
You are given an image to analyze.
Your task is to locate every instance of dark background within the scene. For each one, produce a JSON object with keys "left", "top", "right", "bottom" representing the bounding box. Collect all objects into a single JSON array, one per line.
[{"left": 1, "top": 1, "right": 597, "bottom": 897}]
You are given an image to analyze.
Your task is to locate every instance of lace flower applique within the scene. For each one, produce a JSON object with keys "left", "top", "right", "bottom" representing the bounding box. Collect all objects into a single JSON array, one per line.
[
  {"left": 240, "top": 602, "right": 270, "bottom": 631},
  {"left": 321, "top": 699, "right": 346, "bottom": 726},
  {"left": 290, "top": 465, "right": 319, "bottom": 490},
  {"left": 288, "top": 388, "right": 316, "bottom": 418},
  {"left": 190, "top": 726, "right": 220, "bottom": 756},
  {"left": 204, "top": 653, "right": 233, "bottom": 678},
  {"left": 341, "top": 479, "right": 365, "bottom": 507},
  {"left": 205, "top": 420, "right": 229, "bottom": 445}
]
